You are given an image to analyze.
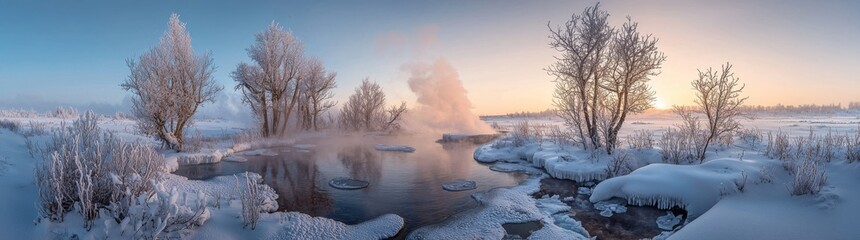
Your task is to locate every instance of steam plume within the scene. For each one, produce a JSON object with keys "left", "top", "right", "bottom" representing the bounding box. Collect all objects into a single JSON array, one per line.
[{"left": 403, "top": 59, "right": 494, "bottom": 134}]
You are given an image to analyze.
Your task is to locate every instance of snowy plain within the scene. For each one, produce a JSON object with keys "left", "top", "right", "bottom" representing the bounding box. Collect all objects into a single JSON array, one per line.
[{"left": 1, "top": 110, "right": 859, "bottom": 239}]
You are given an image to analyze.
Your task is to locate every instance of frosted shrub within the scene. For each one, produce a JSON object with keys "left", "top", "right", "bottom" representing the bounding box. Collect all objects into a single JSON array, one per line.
[
  {"left": 717, "top": 131, "right": 735, "bottom": 149},
  {"left": 53, "top": 106, "right": 79, "bottom": 119},
  {"left": 107, "top": 140, "right": 166, "bottom": 221},
  {"left": 658, "top": 128, "right": 695, "bottom": 164},
  {"left": 531, "top": 123, "right": 546, "bottom": 145},
  {"left": 765, "top": 131, "right": 791, "bottom": 161},
  {"left": 846, "top": 128, "right": 860, "bottom": 163},
  {"left": 120, "top": 184, "right": 209, "bottom": 239},
  {"left": 626, "top": 129, "right": 654, "bottom": 150},
  {"left": 738, "top": 127, "right": 763, "bottom": 146},
  {"left": 232, "top": 130, "right": 263, "bottom": 146},
  {"left": 25, "top": 120, "right": 49, "bottom": 136},
  {"left": 35, "top": 111, "right": 165, "bottom": 230},
  {"left": 790, "top": 157, "right": 827, "bottom": 196},
  {"left": 606, "top": 150, "right": 634, "bottom": 178},
  {"left": 547, "top": 125, "right": 577, "bottom": 148},
  {"left": 240, "top": 172, "right": 261, "bottom": 229},
  {"left": 510, "top": 120, "right": 532, "bottom": 147},
  {"left": 0, "top": 119, "right": 21, "bottom": 133}
]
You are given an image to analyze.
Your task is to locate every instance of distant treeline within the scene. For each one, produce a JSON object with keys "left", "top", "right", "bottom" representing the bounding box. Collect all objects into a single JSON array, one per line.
[
  {"left": 481, "top": 109, "right": 557, "bottom": 119},
  {"left": 741, "top": 102, "right": 860, "bottom": 114}
]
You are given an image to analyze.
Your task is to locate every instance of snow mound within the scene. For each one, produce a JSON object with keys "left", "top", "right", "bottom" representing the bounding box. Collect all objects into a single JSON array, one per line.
[
  {"left": 162, "top": 172, "right": 279, "bottom": 212},
  {"left": 472, "top": 142, "right": 538, "bottom": 163},
  {"left": 221, "top": 155, "right": 248, "bottom": 162},
  {"left": 590, "top": 158, "right": 766, "bottom": 217},
  {"left": 264, "top": 212, "right": 404, "bottom": 240},
  {"left": 441, "top": 179, "right": 477, "bottom": 191},
  {"left": 374, "top": 144, "right": 416, "bottom": 152},
  {"left": 292, "top": 144, "right": 316, "bottom": 149},
  {"left": 438, "top": 133, "right": 500, "bottom": 144},
  {"left": 170, "top": 149, "right": 229, "bottom": 166},
  {"left": 656, "top": 211, "right": 682, "bottom": 230},
  {"left": 328, "top": 177, "right": 369, "bottom": 190},
  {"left": 410, "top": 178, "right": 589, "bottom": 240},
  {"left": 237, "top": 149, "right": 279, "bottom": 157},
  {"left": 475, "top": 139, "right": 660, "bottom": 182},
  {"left": 489, "top": 162, "right": 544, "bottom": 175}
]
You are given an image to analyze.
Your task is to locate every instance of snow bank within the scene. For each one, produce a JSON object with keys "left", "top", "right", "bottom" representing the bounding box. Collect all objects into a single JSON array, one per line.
[
  {"left": 164, "top": 139, "right": 295, "bottom": 171},
  {"left": 409, "top": 178, "right": 589, "bottom": 240},
  {"left": 261, "top": 213, "right": 404, "bottom": 240},
  {"left": 476, "top": 139, "right": 660, "bottom": 182},
  {"left": 374, "top": 144, "right": 416, "bottom": 152},
  {"left": 489, "top": 162, "right": 544, "bottom": 175},
  {"left": 590, "top": 158, "right": 767, "bottom": 217},
  {"left": 472, "top": 141, "right": 539, "bottom": 163},
  {"left": 438, "top": 133, "right": 500, "bottom": 144},
  {"left": 162, "top": 173, "right": 279, "bottom": 212}
]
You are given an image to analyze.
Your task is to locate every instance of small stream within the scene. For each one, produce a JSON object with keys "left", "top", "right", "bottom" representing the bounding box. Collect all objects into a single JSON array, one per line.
[{"left": 518, "top": 178, "right": 687, "bottom": 239}]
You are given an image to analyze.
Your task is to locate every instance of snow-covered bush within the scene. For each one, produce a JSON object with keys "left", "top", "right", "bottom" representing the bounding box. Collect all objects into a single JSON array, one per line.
[
  {"left": 845, "top": 129, "right": 860, "bottom": 163},
  {"left": 606, "top": 150, "right": 634, "bottom": 177},
  {"left": 765, "top": 131, "right": 791, "bottom": 161},
  {"left": 0, "top": 109, "right": 39, "bottom": 118},
  {"left": 626, "top": 129, "right": 654, "bottom": 150},
  {"left": 0, "top": 119, "right": 21, "bottom": 133},
  {"left": 119, "top": 183, "right": 209, "bottom": 239},
  {"left": 107, "top": 140, "right": 166, "bottom": 221},
  {"left": 717, "top": 130, "right": 735, "bottom": 149},
  {"left": 547, "top": 125, "right": 577, "bottom": 148},
  {"left": 240, "top": 172, "right": 261, "bottom": 229},
  {"left": 658, "top": 128, "right": 696, "bottom": 164},
  {"left": 672, "top": 106, "right": 708, "bottom": 162},
  {"left": 53, "top": 106, "right": 79, "bottom": 119},
  {"left": 790, "top": 157, "right": 827, "bottom": 196},
  {"left": 35, "top": 111, "right": 165, "bottom": 229},
  {"left": 510, "top": 120, "right": 532, "bottom": 147},
  {"left": 24, "top": 120, "right": 48, "bottom": 136},
  {"left": 738, "top": 127, "right": 763, "bottom": 146}
]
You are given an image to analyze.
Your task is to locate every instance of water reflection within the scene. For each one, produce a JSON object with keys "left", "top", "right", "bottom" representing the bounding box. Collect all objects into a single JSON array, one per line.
[
  {"left": 174, "top": 134, "right": 527, "bottom": 236},
  {"left": 251, "top": 151, "right": 334, "bottom": 215},
  {"left": 337, "top": 146, "right": 383, "bottom": 186}
]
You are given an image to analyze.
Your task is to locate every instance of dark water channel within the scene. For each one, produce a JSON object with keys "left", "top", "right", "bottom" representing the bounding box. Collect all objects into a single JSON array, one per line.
[
  {"left": 530, "top": 178, "right": 687, "bottom": 240},
  {"left": 174, "top": 134, "right": 528, "bottom": 237}
]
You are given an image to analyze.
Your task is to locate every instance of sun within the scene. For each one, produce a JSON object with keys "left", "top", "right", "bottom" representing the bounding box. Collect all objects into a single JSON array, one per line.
[{"left": 654, "top": 98, "right": 669, "bottom": 110}]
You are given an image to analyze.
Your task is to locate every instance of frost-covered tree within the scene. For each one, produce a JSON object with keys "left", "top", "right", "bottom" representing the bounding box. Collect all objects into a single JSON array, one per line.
[
  {"left": 549, "top": 3, "right": 664, "bottom": 153},
  {"left": 122, "top": 14, "right": 221, "bottom": 151},
  {"left": 233, "top": 22, "right": 306, "bottom": 137},
  {"left": 690, "top": 63, "right": 747, "bottom": 161},
  {"left": 339, "top": 79, "right": 407, "bottom": 132},
  {"left": 297, "top": 58, "right": 337, "bottom": 131}
]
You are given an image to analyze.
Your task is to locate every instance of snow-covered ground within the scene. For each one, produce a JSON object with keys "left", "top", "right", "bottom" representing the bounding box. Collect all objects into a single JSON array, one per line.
[
  {"left": 2, "top": 110, "right": 860, "bottom": 239},
  {"left": 476, "top": 113, "right": 860, "bottom": 239},
  {"left": 0, "top": 112, "right": 404, "bottom": 239}
]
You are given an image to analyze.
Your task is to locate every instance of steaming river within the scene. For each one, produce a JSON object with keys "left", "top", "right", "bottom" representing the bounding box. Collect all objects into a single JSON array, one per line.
[{"left": 173, "top": 134, "right": 528, "bottom": 238}]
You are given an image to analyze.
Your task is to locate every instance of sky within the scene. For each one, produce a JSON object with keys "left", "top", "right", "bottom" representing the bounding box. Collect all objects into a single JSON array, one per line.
[{"left": 1, "top": 0, "right": 858, "bottom": 116}]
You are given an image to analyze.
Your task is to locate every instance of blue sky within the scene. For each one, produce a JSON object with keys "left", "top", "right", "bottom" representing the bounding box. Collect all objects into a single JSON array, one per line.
[{"left": 1, "top": 0, "right": 859, "bottom": 115}]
